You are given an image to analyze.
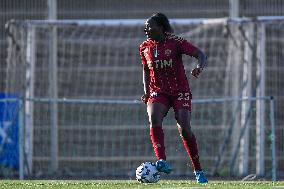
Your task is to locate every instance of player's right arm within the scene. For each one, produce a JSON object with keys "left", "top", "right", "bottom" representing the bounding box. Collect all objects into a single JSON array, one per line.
[
  {"left": 140, "top": 43, "right": 150, "bottom": 104},
  {"left": 143, "top": 64, "right": 150, "bottom": 95},
  {"left": 142, "top": 64, "right": 150, "bottom": 103}
]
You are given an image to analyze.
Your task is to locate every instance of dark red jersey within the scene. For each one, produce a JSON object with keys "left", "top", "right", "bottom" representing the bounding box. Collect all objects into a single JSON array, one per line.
[{"left": 139, "top": 33, "right": 198, "bottom": 96}]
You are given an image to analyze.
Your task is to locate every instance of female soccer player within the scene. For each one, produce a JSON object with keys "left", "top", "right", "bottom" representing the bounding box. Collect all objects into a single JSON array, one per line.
[{"left": 139, "top": 13, "right": 208, "bottom": 184}]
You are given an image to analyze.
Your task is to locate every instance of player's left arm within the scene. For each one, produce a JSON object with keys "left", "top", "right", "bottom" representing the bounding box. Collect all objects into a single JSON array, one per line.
[
  {"left": 191, "top": 49, "right": 207, "bottom": 78},
  {"left": 178, "top": 37, "right": 207, "bottom": 78}
]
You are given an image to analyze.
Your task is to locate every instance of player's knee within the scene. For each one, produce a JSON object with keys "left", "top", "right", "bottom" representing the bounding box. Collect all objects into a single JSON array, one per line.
[
  {"left": 148, "top": 114, "right": 162, "bottom": 126},
  {"left": 178, "top": 124, "right": 193, "bottom": 138},
  {"left": 176, "top": 117, "right": 190, "bottom": 129},
  {"left": 175, "top": 113, "right": 190, "bottom": 126}
]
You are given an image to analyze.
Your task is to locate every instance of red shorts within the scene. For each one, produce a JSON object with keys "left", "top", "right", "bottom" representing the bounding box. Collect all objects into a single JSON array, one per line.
[{"left": 148, "top": 92, "right": 192, "bottom": 112}]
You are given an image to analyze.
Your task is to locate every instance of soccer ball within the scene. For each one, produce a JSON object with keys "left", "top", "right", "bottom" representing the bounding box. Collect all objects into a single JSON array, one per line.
[{"left": 136, "top": 162, "right": 160, "bottom": 183}]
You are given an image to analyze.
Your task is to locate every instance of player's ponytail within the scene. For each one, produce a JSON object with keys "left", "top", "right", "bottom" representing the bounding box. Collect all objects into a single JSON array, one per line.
[{"left": 150, "top": 13, "right": 173, "bottom": 33}]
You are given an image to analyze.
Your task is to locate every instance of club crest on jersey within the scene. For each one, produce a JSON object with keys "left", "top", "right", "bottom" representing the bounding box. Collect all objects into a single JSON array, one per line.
[{"left": 165, "top": 49, "right": 171, "bottom": 56}]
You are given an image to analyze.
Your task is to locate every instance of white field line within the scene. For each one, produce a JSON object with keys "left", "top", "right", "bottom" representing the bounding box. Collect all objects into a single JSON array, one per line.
[{"left": 151, "top": 187, "right": 210, "bottom": 189}]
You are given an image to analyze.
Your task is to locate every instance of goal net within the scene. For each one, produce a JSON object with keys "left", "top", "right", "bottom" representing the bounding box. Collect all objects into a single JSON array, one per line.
[{"left": 4, "top": 18, "right": 282, "bottom": 179}]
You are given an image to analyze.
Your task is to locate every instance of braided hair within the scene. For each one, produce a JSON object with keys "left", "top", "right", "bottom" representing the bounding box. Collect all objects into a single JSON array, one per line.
[{"left": 149, "top": 13, "right": 173, "bottom": 33}]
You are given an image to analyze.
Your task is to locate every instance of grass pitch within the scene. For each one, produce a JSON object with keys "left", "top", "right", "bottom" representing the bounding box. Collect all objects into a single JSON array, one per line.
[{"left": 0, "top": 180, "right": 283, "bottom": 189}]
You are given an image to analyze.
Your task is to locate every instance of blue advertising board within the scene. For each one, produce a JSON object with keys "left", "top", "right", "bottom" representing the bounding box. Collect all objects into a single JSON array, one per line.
[{"left": 0, "top": 93, "right": 19, "bottom": 170}]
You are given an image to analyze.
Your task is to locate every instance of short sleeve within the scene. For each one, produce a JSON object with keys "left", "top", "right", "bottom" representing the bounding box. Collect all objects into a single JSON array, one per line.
[
  {"left": 178, "top": 38, "right": 198, "bottom": 57},
  {"left": 139, "top": 43, "right": 147, "bottom": 65}
]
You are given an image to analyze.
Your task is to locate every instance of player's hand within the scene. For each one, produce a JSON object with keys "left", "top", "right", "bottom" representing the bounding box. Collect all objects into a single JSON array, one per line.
[
  {"left": 191, "top": 67, "right": 203, "bottom": 78},
  {"left": 141, "top": 94, "right": 149, "bottom": 104}
]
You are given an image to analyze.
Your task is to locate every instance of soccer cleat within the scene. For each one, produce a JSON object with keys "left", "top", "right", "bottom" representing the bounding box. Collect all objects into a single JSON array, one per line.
[
  {"left": 155, "top": 159, "right": 172, "bottom": 174},
  {"left": 194, "top": 170, "right": 208, "bottom": 184}
]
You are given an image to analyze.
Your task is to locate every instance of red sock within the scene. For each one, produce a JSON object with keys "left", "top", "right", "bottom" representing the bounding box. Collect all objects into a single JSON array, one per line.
[
  {"left": 181, "top": 133, "right": 202, "bottom": 171},
  {"left": 150, "top": 126, "right": 166, "bottom": 160}
]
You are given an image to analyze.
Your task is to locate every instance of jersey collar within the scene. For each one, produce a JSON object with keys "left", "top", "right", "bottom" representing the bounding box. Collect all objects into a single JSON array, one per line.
[{"left": 147, "top": 33, "right": 169, "bottom": 44}]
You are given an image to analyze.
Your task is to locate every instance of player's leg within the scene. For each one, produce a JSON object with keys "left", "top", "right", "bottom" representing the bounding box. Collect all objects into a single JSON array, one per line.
[
  {"left": 147, "top": 95, "right": 172, "bottom": 174},
  {"left": 173, "top": 93, "right": 208, "bottom": 183},
  {"left": 174, "top": 109, "right": 201, "bottom": 170},
  {"left": 174, "top": 109, "right": 207, "bottom": 183}
]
